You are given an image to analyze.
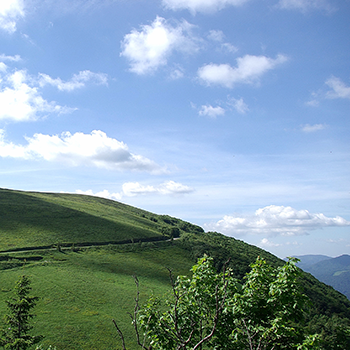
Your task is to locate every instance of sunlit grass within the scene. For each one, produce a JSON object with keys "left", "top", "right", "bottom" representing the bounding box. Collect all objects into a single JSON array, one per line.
[{"left": 0, "top": 244, "right": 193, "bottom": 349}]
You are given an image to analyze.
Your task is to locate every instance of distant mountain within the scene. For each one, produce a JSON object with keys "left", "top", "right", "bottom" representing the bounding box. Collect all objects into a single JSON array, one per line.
[
  {"left": 293, "top": 254, "right": 331, "bottom": 270},
  {"left": 294, "top": 254, "right": 350, "bottom": 300}
]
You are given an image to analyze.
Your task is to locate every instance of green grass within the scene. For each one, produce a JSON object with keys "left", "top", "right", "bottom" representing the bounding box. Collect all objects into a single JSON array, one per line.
[
  {"left": 0, "top": 188, "right": 198, "bottom": 251},
  {"left": 0, "top": 243, "right": 194, "bottom": 349}
]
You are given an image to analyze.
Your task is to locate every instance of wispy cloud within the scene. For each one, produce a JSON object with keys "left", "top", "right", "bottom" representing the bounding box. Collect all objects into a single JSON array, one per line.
[
  {"left": 75, "top": 180, "right": 193, "bottom": 201},
  {"left": 228, "top": 97, "right": 249, "bottom": 114},
  {"left": 122, "top": 181, "right": 194, "bottom": 196},
  {"left": 325, "top": 76, "right": 350, "bottom": 99},
  {"left": 121, "top": 16, "right": 200, "bottom": 75},
  {"left": 39, "top": 70, "right": 108, "bottom": 91},
  {"left": 0, "top": 0, "right": 24, "bottom": 33},
  {"left": 0, "top": 130, "right": 166, "bottom": 173},
  {"left": 199, "top": 104, "right": 225, "bottom": 118},
  {"left": 306, "top": 76, "right": 350, "bottom": 106},
  {"left": 259, "top": 238, "right": 281, "bottom": 247},
  {"left": 301, "top": 124, "right": 326, "bottom": 133},
  {"left": 198, "top": 54, "right": 288, "bottom": 88},
  {"left": 207, "top": 30, "right": 238, "bottom": 53},
  {"left": 162, "top": 0, "right": 250, "bottom": 14},
  {"left": 277, "top": 0, "right": 335, "bottom": 13},
  {"left": 0, "top": 53, "right": 21, "bottom": 62},
  {"left": 204, "top": 205, "right": 350, "bottom": 236}
]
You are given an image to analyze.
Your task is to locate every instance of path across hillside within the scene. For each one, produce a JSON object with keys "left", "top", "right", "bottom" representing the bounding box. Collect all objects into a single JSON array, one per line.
[{"left": 0, "top": 235, "right": 173, "bottom": 255}]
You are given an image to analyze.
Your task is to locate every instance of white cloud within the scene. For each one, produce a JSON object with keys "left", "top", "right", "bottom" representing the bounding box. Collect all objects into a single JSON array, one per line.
[
  {"left": 325, "top": 76, "right": 350, "bottom": 99},
  {"left": 39, "top": 70, "right": 108, "bottom": 92},
  {"left": 0, "top": 66, "right": 108, "bottom": 121},
  {"left": 207, "top": 30, "right": 237, "bottom": 53},
  {"left": 277, "top": 0, "right": 334, "bottom": 12},
  {"left": 0, "top": 130, "right": 165, "bottom": 173},
  {"left": 198, "top": 54, "right": 288, "bottom": 88},
  {"left": 221, "top": 42, "right": 238, "bottom": 53},
  {"left": 0, "top": 62, "right": 7, "bottom": 72},
  {"left": 0, "top": 70, "right": 70, "bottom": 122},
  {"left": 0, "top": 0, "right": 24, "bottom": 33},
  {"left": 121, "top": 16, "right": 200, "bottom": 75},
  {"left": 207, "top": 30, "right": 225, "bottom": 42},
  {"left": 169, "top": 65, "right": 185, "bottom": 80},
  {"left": 204, "top": 205, "right": 350, "bottom": 236},
  {"left": 122, "top": 180, "right": 194, "bottom": 196},
  {"left": 259, "top": 238, "right": 281, "bottom": 247},
  {"left": 0, "top": 53, "right": 21, "bottom": 62},
  {"left": 162, "top": 0, "right": 250, "bottom": 14},
  {"left": 306, "top": 76, "right": 350, "bottom": 106},
  {"left": 75, "top": 181, "right": 193, "bottom": 201},
  {"left": 228, "top": 97, "right": 249, "bottom": 114},
  {"left": 199, "top": 104, "right": 225, "bottom": 118},
  {"left": 301, "top": 124, "right": 326, "bottom": 133}
]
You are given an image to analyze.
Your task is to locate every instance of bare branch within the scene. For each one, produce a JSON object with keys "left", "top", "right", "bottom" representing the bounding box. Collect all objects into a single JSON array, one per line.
[{"left": 112, "top": 319, "right": 127, "bottom": 350}]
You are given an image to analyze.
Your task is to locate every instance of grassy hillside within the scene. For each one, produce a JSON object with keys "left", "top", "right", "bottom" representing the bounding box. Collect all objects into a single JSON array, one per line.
[
  {"left": 0, "top": 188, "right": 201, "bottom": 251},
  {"left": 0, "top": 188, "right": 349, "bottom": 349}
]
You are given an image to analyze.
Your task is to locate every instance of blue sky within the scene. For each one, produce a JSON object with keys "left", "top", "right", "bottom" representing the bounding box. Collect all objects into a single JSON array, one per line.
[{"left": 0, "top": 0, "right": 349, "bottom": 258}]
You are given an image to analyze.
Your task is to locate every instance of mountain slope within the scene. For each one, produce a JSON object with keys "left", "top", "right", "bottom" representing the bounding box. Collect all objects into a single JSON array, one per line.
[
  {"left": 0, "top": 189, "right": 349, "bottom": 349},
  {"left": 294, "top": 254, "right": 331, "bottom": 270},
  {"left": 298, "top": 254, "right": 350, "bottom": 300}
]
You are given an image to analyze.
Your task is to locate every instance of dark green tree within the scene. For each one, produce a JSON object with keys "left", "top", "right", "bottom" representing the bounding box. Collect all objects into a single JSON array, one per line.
[{"left": 0, "top": 275, "right": 43, "bottom": 350}]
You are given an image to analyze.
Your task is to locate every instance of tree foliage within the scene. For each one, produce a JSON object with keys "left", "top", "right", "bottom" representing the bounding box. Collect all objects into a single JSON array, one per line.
[
  {"left": 117, "top": 255, "right": 325, "bottom": 349},
  {"left": 0, "top": 275, "right": 43, "bottom": 350}
]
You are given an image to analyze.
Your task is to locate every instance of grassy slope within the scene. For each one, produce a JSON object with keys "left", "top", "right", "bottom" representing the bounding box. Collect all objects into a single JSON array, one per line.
[
  {"left": 0, "top": 244, "right": 194, "bottom": 349},
  {"left": 0, "top": 188, "right": 168, "bottom": 250},
  {"left": 0, "top": 188, "right": 349, "bottom": 349}
]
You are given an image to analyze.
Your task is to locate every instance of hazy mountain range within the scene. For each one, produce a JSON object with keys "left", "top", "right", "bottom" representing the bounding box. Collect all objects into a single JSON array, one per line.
[{"left": 293, "top": 254, "right": 350, "bottom": 300}]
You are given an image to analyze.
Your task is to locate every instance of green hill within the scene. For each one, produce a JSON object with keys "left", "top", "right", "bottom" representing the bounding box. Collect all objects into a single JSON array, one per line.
[
  {"left": 0, "top": 188, "right": 349, "bottom": 349},
  {"left": 0, "top": 188, "right": 194, "bottom": 250}
]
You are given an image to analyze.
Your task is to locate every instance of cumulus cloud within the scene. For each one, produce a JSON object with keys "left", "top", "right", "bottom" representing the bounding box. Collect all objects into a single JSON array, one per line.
[
  {"left": 0, "top": 70, "right": 70, "bottom": 122},
  {"left": 121, "top": 16, "right": 200, "bottom": 75},
  {"left": 0, "top": 66, "right": 108, "bottom": 121},
  {"left": 198, "top": 54, "right": 288, "bottom": 88},
  {"left": 162, "top": 0, "right": 250, "bottom": 14},
  {"left": 325, "top": 76, "right": 350, "bottom": 100},
  {"left": 0, "top": 129, "right": 165, "bottom": 173},
  {"left": 199, "top": 104, "right": 225, "bottom": 118},
  {"left": 0, "top": 0, "right": 24, "bottom": 33},
  {"left": 301, "top": 124, "right": 326, "bottom": 133},
  {"left": 204, "top": 205, "right": 350, "bottom": 236},
  {"left": 277, "top": 0, "right": 334, "bottom": 12},
  {"left": 39, "top": 70, "right": 108, "bottom": 92}
]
